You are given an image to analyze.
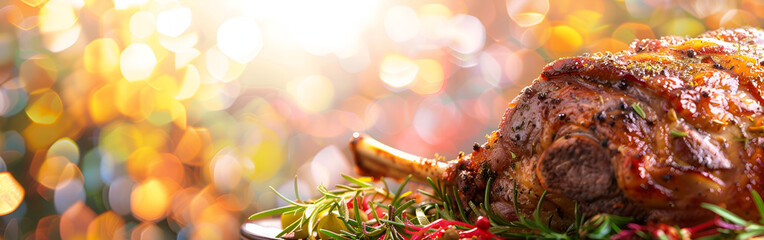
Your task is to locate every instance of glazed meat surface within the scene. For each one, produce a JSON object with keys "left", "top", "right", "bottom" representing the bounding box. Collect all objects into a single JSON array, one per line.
[{"left": 445, "top": 27, "right": 764, "bottom": 228}]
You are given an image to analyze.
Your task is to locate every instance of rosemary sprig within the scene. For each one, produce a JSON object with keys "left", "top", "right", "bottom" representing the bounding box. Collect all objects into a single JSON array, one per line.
[
  {"left": 699, "top": 190, "right": 764, "bottom": 239},
  {"left": 250, "top": 175, "right": 427, "bottom": 239},
  {"left": 250, "top": 174, "right": 764, "bottom": 240}
]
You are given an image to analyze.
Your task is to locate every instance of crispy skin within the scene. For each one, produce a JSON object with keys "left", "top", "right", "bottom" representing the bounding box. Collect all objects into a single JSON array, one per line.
[{"left": 445, "top": 27, "right": 764, "bottom": 228}]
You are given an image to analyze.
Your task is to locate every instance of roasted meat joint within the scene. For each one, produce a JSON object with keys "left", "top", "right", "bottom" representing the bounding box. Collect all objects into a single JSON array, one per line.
[{"left": 351, "top": 27, "right": 764, "bottom": 228}]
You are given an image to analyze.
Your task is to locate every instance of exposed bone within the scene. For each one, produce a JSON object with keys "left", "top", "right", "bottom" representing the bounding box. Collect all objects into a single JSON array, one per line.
[{"left": 349, "top": 132, "right": 449, "bottom": 183}]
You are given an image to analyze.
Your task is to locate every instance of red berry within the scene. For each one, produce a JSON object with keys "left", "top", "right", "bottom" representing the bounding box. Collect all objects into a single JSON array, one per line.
[
  {"left": 476, "top": 216, "right": 490, "bottom": 230},
  {"left": 360, "top": 196, "right": 370, "bottom": 211},
  {"left": 346, "top": 197, "right": 370, "bottom": 211}
]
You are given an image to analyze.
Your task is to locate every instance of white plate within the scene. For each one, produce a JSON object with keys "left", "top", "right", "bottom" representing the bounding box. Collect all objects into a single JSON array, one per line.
[{"left": 240, "top": 218, "right": 282, "bottom": 240}]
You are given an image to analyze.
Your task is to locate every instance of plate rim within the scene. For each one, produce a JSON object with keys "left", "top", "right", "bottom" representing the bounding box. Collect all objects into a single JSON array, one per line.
[{"left": 240, "top": 218, "right": 282, "bottom": 240}]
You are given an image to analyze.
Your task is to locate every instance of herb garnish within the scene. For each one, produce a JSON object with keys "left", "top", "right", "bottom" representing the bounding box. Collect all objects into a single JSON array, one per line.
[
  {"left": 669, "top": 129, "right": 687, "bottom": 137},
  {"left": 250, "top": 174, "right": 764, "bottom": 239},
  {"left": 631, "top": 102, "right": 645, "bottom": 119}
]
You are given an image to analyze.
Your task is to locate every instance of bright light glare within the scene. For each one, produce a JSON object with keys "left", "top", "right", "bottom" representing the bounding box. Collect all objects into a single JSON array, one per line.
[
  {"left": 380, "top": 54, "right": 418, "bottom": 89},
  {"left": 284, "top": 0, "right": 378, "bottom": 56},
  {"left": 217, "top": 17, "right": 263, "bottom": 64},
  {"left": 120, "top": 43, "right": 157, "bottom": 81},
  {"left": 39, "top": 1, "right": 77, "bottom": 33},
  {"left": 113, "top": 0, "right": 148, "bottom": 10},
  {"left": 384, "top": 5, "right": 420, "bottom": 42},
  {"left": 449, "top": 14, "right": 486, "bottom": 55},
  {"left": 175, "top": 49, "right": 200, "bottom": 69},
  {"left": 176, "top": 65, "right": 200, "bottom": 100},
  {"left": 130, "top": 11, "right": 155, "bottom": 39},
  {"left": 43, "top": 23, "right": 81, "bottom": 52},
  {"left": 506, "top": 0, "right": 549, "bottom": 27},
  {"left": 156, "top": 7, "right": 191, "bottom": 38},
  {"left": 288, "top": 75, "right": 334, "bottom": 113}
]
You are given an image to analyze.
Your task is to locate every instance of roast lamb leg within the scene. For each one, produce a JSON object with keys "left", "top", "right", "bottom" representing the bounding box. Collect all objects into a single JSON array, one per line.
[{"left": 350, "top": 27, "right": 764, "bottom": 229}]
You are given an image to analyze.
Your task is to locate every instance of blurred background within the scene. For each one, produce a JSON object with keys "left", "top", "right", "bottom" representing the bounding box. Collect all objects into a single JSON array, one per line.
[{"left": 0, "top": 0, "right": 762, "bottom": 239}]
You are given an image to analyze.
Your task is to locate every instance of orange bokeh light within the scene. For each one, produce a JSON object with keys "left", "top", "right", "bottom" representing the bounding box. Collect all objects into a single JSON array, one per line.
[
  {"left": 60, "top": 202, "right": 96, "bottom": 240},
  {"left": 87, "top": 211, "right": 125, "bottom": 240},
  {"left": 0, "top": 172, "right": 24, "bottom": 215},
  {"left": 131, "top": 178, "right": 171, "bottom": 222}
]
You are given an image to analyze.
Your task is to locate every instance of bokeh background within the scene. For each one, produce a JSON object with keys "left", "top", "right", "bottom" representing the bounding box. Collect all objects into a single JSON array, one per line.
[{"left": 0, "top": 0, "right": 762, "bottom": 239}]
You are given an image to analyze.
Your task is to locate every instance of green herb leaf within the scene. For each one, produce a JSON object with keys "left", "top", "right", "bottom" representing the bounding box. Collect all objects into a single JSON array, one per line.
[
  {"left": 248, "top": 204, "right": 302, "bottom": 219},
  {"left": 532, "top": 191, "right": 546, "bottom": 223},
  {"left": 438, "top": 207, "right": 454, "bottom": 221},
  {"left": 416, "top": 207, "right": 429, "bottom": 225},
  {"left": 318, "top": 229, "right": 349, "bottom": 239},
  {"left": 657, "top": 231, "right": 669, "bottom": 240},
  {"left": 574, "top": 202, "right": 585, "bottom": 233},
  {"left": 631, "top": 102, "right": 645, "bottom": 119},
  {"left": 352, "top": 194, "right": 361, "bottom": 225},
  {"left": 317, "top": 184, "right": 339, "bottom": 198},
  {"left": 635, "top": 230, "right": 650, "bottom": 239},
  {"left": 269, "top": 186, "right": 308, "bottom": 207},
  {"left": 532, "top": 191, "right": 553, "bottom": 232},
  {"left": 417, "top": 189, "right": 439, "bottom": 200},
  {"left": 482, "top": 177, "right": 512, "bottom": 226},
  {"left": 378, "top": 219, "right": 406, "bottom": 227},
  {"left": 425, "top": 177, "right": 442, "bottom": 200},
  {"left": 670, "top": 129, "right": 687, "bottom": 137},
  {"left": 586, "top": 216, "right": 619, "bottom": 239},
  {"left": 368, "top": 201, "right": 381, "bottom": 223},
  {"left": 468, "top": 201, "right": 483, "bottom": 217},
  {"left": 393, "top": 199, "right": 416, "bottom": 216},
  {"left": 752, "top": 190, "right": 764, "bottom": 225},
  {"left": 701, "top": 202, "right": 747, "bottom": 226},
  {"left": 342, "top": 174, "right": 373, "bottom": 188},
  {"left": 746, "top": 224, "right": 764, "bottom": 231},
  {"left": 736, "top": 230, "right": 764, "bottom": 240},
  {"left": 275, "top": 215, "right": 303, "bottom": 238},
  {"left": 293, "top": 177, "right": 301, "bottom": 202},
  {"left": 452, "top": 186, "right": 468, "bottom": 221},
  {"left": 392, "top": 175, "right": 412, "bottom": 206},
  {"left": 511, "top": 180, "right": 524, "bottom": 222},
  {"left": 382, "top": 177, "right": 391, "bottom": 200}
]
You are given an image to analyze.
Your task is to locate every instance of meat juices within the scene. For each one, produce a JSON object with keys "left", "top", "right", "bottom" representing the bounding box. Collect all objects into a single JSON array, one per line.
[{"left": 351, "top": 27, "right": 764, "bottom": 229}]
